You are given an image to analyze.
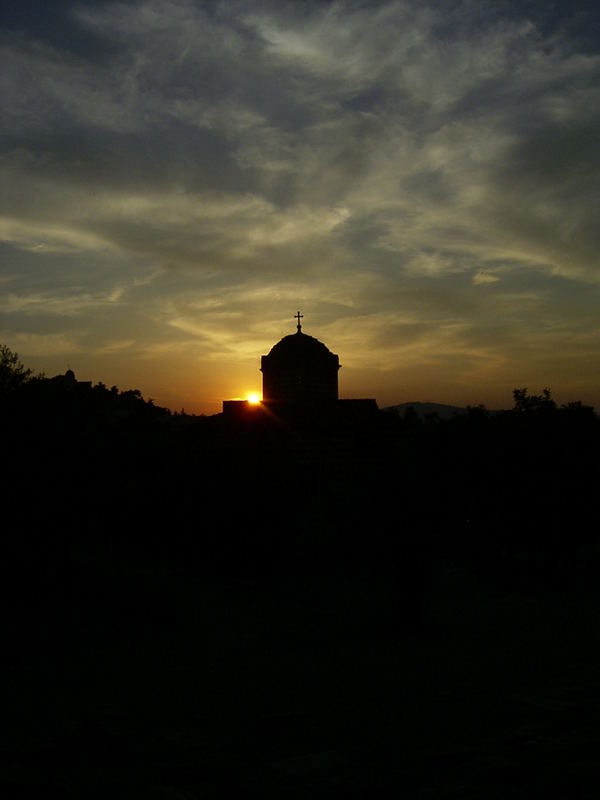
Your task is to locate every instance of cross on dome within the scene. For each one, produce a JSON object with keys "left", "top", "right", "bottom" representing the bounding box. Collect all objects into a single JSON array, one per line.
[{"left": 295, "top": 311, "right": 303, "bottom": 332}]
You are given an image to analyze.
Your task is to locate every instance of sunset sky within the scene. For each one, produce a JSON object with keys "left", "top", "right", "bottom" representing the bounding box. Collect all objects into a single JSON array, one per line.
[{"left": 2, "top": 0, "right": 599, "bottom": 414}]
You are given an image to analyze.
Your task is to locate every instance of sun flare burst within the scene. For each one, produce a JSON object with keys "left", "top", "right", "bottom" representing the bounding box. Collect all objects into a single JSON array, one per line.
[{"left": 246, "top": 392, "right": 261, "bottom": 404}]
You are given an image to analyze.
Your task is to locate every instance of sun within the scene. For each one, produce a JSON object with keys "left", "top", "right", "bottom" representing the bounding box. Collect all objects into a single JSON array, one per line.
[{"left": 246, "top": 391, "right": 261, "bottom": 405}]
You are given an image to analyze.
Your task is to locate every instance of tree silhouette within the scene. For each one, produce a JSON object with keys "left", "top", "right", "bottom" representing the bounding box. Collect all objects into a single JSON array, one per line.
[
  {"left": 0, "top": 344, "right": 37, "bottom": 396},
  {"left": 512, "top": 387, "right": 556, "bottom": 414}
]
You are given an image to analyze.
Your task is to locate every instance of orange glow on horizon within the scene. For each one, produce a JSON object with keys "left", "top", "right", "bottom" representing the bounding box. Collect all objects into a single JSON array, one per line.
[{"left": 247, "top": 391, "right": 261, "bottom": 404}]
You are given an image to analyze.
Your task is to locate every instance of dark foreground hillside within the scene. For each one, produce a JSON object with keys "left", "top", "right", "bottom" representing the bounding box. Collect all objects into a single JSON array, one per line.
[
  {"left": 3, "top": 359, "right": 600, "bottom": 797},
  {"left": 6, "top": 562, "right": 600, "bottom": 799}
]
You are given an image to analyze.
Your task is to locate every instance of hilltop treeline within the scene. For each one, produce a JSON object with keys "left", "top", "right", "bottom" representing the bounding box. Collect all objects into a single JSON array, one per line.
[{"left": 3, "top": 345, "right": 600, "bottom": 645}]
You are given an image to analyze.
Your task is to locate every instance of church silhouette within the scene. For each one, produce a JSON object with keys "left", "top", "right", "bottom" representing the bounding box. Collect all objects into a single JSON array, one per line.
[{"left": 223, "top": 312, "right": 377, "bottom": 420}]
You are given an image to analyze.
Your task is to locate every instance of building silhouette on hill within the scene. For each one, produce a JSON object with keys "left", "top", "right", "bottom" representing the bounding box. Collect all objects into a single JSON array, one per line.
[
  {"left": 223, "top": 312, "right": 377, "bottom": 420},
  {"left": 261, "top": 312, "right": 340, "bottom": 404}
]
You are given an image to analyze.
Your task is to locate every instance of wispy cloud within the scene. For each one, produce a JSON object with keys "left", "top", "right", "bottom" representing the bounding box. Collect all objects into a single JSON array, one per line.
[
  {"left": 1, "top": 287, "right": 124, "bottom": 315},
  {"left": 473, "top": 270, "right": 500, "bottom": 285}
]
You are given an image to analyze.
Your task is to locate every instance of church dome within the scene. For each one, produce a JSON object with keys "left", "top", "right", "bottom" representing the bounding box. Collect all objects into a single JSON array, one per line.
[
  {"left": 265, "top": 331, "right": 338, "bottom": 368},
  {"left": 261, "top": 315, "right": 340, "bottom": 404}
]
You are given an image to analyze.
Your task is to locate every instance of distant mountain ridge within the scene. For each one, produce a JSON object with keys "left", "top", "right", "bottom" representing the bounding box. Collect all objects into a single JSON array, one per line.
[{"left": 382, "top": 401, "right": 467, "bottom": 419}]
